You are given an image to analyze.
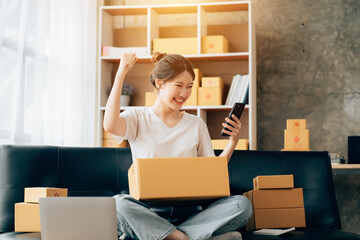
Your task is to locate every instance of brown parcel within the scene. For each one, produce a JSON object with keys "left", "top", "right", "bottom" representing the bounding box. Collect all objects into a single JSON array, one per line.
[
  {"left": 253, "top": 174, "right": 294, "bottom": 190},
  {"left": 246, "top": 208, "right": 306, "bottom": 229},
  {"left": 244, "top": 188, "right": 304, "bottom": 209},
  {"left": 128, "top": 157, "right": 230, "bottom": 201},
  {"left": 15, "top": 203, "right": 40, "bottom": 232},
  {"left": 25, "top": 187, "right": 68, "bottom": 203}
]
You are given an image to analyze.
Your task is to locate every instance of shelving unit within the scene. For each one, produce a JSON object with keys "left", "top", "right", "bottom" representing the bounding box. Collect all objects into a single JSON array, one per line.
[{"left": 97, "top": 1, "right": 256, "bottom": 149}]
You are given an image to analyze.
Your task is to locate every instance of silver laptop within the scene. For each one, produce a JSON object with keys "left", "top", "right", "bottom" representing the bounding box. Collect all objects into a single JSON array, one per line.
[{"left": 39, "top": 197, "right": 118, "bottom": 240}]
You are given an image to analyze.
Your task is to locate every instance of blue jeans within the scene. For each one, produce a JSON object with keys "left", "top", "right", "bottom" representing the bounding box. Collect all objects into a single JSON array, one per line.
[{"left": 113, "top": 194, "right": 252, "bottom": 240}]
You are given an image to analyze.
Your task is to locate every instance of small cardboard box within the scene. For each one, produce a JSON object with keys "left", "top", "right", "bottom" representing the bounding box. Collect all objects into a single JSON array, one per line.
[
  {"left": 212, "top": 139, "right": 249, "bottom": 150},
  {"left": 198, "top": 87, "right": 223, "bottom": 106},
  {"left": 246, "top": 208, "right": 306, "bottom": 229},
  {"left": 128, "top": 157, "right": 230, "bottom": 201},
  {"left": 184, "top": 89, "right": 198, "bottom": 106},
  {"left": 253, "top": 175, "right": 294, "bottom": 190},
  {"left": 244, "top": 188, "right": 304, "bottom": 209},
  {"left": 202, "top": 77, "right": 224, "bottom": 89},
  {"left": 201, "top": 35, "right": 229, "bottom": 54},
  {"left": 15, "top": 203, "right": 40, "bottom": 232},
  {"left": 284, "top": 129, "right": 310, "bottom": 151},
  {"left": 25, "top": 188, "right": 68, "bottom": 203},
  {"left": 287, "top": 119, "right": 307, "bottom": 130},
  {"left": 145, "top": 91, "right": 157, "bottom": 107},
  {"left": 193, "top": 68, "right": 203, "bottom": 88},
  {"left": 153, "top": 37, "right": 197, "bottom": 55}
]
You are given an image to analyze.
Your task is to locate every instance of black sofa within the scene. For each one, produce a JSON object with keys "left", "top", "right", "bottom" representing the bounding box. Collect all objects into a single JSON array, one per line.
[{"left": 0, "top": 145, "right": 360, "bottom": 240}]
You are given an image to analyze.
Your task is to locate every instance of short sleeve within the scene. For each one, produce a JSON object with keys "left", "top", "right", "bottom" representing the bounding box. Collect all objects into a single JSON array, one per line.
[
  {"left": 197, "top": 119, "right": 215, "bottom": 157},
  {"left": 113, "top": 108, "right": 138, "bottom": 144}
]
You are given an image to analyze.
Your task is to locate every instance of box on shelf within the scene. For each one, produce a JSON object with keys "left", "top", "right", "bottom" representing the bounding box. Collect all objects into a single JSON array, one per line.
[
  {"left": 202, "top": 77, "right": 224, "bottom": 89},
  {"left": 15, "top": 203, "right": 41, "bottom": 232},
  {"left": 212, "top": 139, "right": 249, "bottom": 150},
  {"left": 287, "top": 119, "right": 307, "bottom": 130},
  {"left": 184, "top": 89, "right": 198, "bottom": 106},
  {"left": 153, "top": 38, "right": 197, "bottom": 55},
  {"left": 284, "top": 129, "right": 310, "bottom": 151},
  {"left": 102, "top": 46, "right": 147, "bottom": 57},
  {"left": 198, "top": 87, "right": 223, "bottom": 106},
  {"left": 145, "top": 91, "right": 157, "bottom": 107},
  {"left": 244, "top": 188, "right": 304, "bottom": 209},
  {"left": 128, "top": 156, "right": 230, "bottom": 201},
  {"left": 253, "top": 175, "right": 294, "bottom": 190},
  {"left": 246, "top": 208, "right": 306, "bottom": 230},
  {"left": 25, "top": 188, "right": 68, "bottom": 203},
  {"left": 193, "top": 68, "right": 203, "bottom": 88},
  {"left": 201, "top": 35, "right": 229, "bottom": 54}
]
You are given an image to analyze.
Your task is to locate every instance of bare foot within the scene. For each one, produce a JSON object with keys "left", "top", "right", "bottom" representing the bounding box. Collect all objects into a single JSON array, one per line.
[{"left": 164, "top": 229, "right": 189, "bottom": 240}]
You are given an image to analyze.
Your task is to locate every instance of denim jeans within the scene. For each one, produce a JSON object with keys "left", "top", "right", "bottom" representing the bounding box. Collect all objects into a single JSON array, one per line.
[{"left": 113, "top": 194, "right": 252, "bottom": 240}]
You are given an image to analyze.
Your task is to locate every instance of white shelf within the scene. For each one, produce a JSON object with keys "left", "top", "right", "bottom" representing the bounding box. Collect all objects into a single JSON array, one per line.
[{"left": 97, "top": 1, "right": 256, "bottom": 149}]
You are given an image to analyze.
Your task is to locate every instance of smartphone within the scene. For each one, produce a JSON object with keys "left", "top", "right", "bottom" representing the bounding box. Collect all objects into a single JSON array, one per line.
[{"left": 221, "top": 103, "right": 245, "bottom": 137}]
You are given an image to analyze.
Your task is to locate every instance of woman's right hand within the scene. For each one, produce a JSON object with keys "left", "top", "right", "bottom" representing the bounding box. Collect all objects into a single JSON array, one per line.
[{"left": 117, "top": 53, "right": 138, "bottom": 75}]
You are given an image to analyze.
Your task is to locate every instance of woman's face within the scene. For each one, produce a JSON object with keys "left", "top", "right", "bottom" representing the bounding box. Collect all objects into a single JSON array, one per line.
[{"left": 157, "top": 71, "right": 193, "bottom": 111}]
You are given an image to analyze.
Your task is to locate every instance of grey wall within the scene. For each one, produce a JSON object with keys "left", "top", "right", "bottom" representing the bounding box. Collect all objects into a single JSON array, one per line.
[{"left": 254, "top": 0, "right": 360, "bottom": 159}]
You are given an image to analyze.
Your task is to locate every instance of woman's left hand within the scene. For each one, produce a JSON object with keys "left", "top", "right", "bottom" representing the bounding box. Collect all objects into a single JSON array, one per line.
[{"left": 221, "top": 114, "right": 242, "bottom": 143}]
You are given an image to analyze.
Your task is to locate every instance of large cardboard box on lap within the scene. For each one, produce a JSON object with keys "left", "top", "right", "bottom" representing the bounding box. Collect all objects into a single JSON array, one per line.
[{"left": 128, "top": 157, "right": 230, "bottom": 201}]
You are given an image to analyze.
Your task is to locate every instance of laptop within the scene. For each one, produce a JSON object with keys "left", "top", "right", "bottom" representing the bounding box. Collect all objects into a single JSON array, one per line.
[{"left": 39, "top": 197, "right": 118, "bottom": 240}]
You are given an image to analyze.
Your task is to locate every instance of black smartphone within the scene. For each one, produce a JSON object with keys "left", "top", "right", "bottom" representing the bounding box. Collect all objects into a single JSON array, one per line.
[{"left": 221, "top": 103, "right": 245, "bottom": 137}]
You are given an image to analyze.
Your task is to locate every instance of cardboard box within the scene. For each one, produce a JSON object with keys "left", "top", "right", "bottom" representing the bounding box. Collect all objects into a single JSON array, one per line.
[
  {"left": 145, "top": 91, "right": 157, "bottom": 107},
  {"left": 201, "top": 35, "right": 229, "bottom": 54},
  {"left": 244, "top": 188, "right": 304, "bottom": 209},
  {"left": 103, "top": 139, "right": 128, "bottom": 148},
  {"left": 202, "top": 77, "right": 224, "bottom": 89},
  {"left": 284, "top": 129, "right": 310, "bottom": 151},
  {"left": 153, "top": 38, "right": 197, "bottom": 55},
  {"left": 184, "top": 89, "right": 198, "bottom": 106},
  {"left": 25, "top": 188, "right": 68, "bottom": 203},
  {"left": 15, "top": 203, "right": 41, "bottom": 232},
  {"left": 287, "top": 119, "right": 307, "bottom": 130},
  {"left": 128, "top": 156, "right": 230, "bottom": 201},
  {"left": 198, "top": 87, "right": 223, "bottom": 106},
  {"left": 253, "top": 175, "right": 294, "bottom": 190},
  {"left": 193, "top": 68, "right": 203, "bottom": 88},
  {"left": 212, "top": 139, "right": 249, "bottom": 150},
  {"left": 247, "top": 208, "right": 306, "bottom": 229}
]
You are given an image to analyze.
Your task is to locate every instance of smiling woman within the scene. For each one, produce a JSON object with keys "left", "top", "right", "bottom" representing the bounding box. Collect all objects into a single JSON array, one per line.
[{"left": 0, "top": 0, "right": 97, "bottom": 146}]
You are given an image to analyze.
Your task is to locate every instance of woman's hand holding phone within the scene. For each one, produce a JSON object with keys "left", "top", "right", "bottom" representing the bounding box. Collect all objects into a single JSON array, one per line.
[{"left": 221, "top": 103, "right": 245, "bottom": 142}]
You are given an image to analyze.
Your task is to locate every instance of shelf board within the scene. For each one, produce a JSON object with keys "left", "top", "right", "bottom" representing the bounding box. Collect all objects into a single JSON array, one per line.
[
  {"left": 201, "top": 2, "right": 249, "bottom": 12},
  {"left": 101, "top": 52, "right": 249, "bottom": 63},
  {"left": 152, "top": 5, "right": 198, "bottom": 14},
  {"left": 102, "top": 6, "right": 148, "bottom": 15},
  {"left": 99, "top": 105, "right": 249, "bottom": 111}
]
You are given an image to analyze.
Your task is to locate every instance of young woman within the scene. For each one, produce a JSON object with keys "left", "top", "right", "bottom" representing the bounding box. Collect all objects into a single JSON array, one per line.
[{"left": 103, "top": 52, "right": 252, "bottom": 240}]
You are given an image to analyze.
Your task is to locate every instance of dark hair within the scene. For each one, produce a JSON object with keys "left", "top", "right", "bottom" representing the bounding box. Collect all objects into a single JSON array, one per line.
[{"left": 150, "top": 51, "right": 195, "bottom": 88}]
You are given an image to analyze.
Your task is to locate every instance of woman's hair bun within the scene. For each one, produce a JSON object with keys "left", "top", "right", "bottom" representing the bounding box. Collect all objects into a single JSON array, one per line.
[{"left": 151, "top": 51, "right": 167, "bottom": 63}]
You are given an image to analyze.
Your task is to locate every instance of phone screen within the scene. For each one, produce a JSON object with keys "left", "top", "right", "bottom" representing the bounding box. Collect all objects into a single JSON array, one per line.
[{"left": 221, "top": 103, "right": 245, "bottom": 137}]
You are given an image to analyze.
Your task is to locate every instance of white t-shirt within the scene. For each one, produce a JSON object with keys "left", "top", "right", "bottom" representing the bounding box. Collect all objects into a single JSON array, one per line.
[{"left": 113, "top": 107, "right": 215, "bottom": 161}]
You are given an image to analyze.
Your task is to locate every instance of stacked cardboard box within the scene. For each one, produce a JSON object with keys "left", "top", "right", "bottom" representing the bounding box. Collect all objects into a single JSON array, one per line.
[
  {"left": 15, "top": 187, "right": 68, "bottom": 232},
  {"left": 283, "top": 119, "right": 310, "bottom": 151},
  {"left": 212, "top": 139, "right": 249, "bottom": 150},
  {"left": 103, "top": 129, "right": 128, "bottom": 148},
  {"left": 198, "top": 76, "right": 223, "bottom": 106},
  {"left": 243, "top": 175, "right": 306, "bottom": 229},
  {"left": 185, "top": 68, "right": 203, "bottom": 106}
]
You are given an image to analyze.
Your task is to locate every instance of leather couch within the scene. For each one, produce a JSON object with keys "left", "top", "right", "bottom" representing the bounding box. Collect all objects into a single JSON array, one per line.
[{"left": 0, "top": 145, "right": 359, "bottom": 240}]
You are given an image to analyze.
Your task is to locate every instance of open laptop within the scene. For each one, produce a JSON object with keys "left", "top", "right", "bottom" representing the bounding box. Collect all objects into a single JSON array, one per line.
[{"left": 39, "top": 197, "right": 118, "bottom": 240}]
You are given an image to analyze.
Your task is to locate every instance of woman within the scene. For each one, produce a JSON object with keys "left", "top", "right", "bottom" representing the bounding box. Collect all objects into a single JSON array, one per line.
[{"left": 103, "top": 52, "right": 252, "bottom": 240}]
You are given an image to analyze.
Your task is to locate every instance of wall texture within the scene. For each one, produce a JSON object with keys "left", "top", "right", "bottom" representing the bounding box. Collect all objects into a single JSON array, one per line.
[{"left": 254, "top": 0, "right": 360, "bottom": 158}]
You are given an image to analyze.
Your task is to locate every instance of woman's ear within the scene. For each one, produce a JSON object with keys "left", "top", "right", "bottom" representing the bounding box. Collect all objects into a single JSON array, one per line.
[{"left": 155, "top": 79, "right": 164, "bottom": 89}]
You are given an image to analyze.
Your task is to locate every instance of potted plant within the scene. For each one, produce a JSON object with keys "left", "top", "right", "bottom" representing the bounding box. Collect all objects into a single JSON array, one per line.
[{"left": 121, "top": 82, "right": 135, "bottom": 106}]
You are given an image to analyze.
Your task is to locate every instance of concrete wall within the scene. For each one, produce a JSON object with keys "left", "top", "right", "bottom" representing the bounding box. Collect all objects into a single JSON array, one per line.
[{"left": 255, "top": 0, "right": 360, "bottom": 158}]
